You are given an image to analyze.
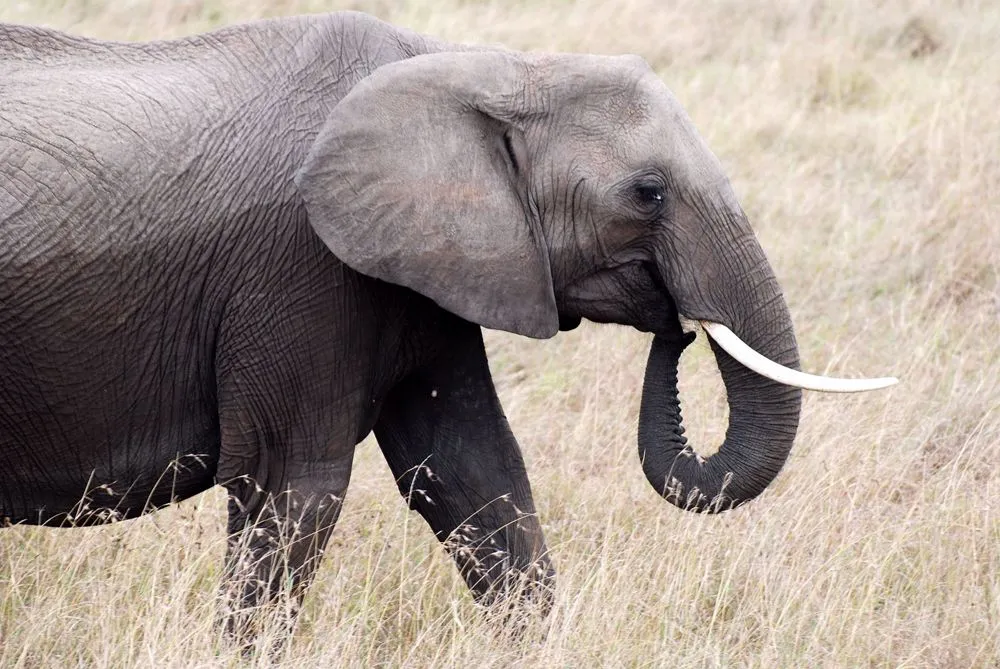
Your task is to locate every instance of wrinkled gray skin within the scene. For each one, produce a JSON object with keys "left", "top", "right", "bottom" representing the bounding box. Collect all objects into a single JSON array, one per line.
[{"left": 0, "top": 11, "right": 801, "bottom": 642}]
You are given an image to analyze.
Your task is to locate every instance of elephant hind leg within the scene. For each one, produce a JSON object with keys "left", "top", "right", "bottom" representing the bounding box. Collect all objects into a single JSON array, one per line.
[
  {"left": 214, "top": 374, "right": 355, "bottom": 651},
  {"left": 211, "top": 285, "right": 368, "bottom": 652},
  {"left": 217, "top": 459, "right": 351, "bottom": 653}
]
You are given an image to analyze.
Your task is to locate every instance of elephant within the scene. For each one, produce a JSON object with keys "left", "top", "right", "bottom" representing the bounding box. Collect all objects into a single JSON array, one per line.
[{"left": 0, "top": 11, "right": 896, "bottom": 644}]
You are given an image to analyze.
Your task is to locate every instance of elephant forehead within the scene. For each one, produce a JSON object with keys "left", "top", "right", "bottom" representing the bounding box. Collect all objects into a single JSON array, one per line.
[
  {"left": 553, "top": 79, "right": 705, "bottom": 172},
  {"left": 571, "top": 82, "right": 651, "bottom": 128},
  {"left": 554, "top": 100, "right": 654, "bottom": 168}
]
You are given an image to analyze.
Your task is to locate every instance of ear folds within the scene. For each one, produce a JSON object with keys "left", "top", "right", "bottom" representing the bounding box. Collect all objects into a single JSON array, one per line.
[{"left": 294, "top": 52, "right": 559, "bottom": 339}]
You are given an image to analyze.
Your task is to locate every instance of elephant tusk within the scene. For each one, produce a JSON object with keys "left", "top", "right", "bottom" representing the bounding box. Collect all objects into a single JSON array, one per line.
[{"left": 699, "top": 321, "right": 899, "bottom": 393}]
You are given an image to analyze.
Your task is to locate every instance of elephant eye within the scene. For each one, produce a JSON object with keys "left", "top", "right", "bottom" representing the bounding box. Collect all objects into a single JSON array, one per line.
[{"left": 632, "top": 182, "right": 666, "bottom": 213}]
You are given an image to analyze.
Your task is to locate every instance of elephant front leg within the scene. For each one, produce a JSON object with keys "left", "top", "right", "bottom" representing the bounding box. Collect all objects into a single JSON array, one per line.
[{"left": 373, "top": 323, "right": 554, "bottom": 617}]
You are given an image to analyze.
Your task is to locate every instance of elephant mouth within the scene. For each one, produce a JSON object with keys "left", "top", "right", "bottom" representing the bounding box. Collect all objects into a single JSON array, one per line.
[{"left": 557, "top": 261, "right": 687, "bottom": 338}]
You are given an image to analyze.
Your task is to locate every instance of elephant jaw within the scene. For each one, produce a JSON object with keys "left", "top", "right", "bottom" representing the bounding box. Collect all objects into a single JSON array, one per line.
[{"left": 699, "top": 321, "right": 899, "bottom": 393}]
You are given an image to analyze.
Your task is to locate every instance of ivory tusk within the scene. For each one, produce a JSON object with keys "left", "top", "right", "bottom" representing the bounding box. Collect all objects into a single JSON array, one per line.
[{"left": 699, "top": 321, "right": 899, "bottom": 393}]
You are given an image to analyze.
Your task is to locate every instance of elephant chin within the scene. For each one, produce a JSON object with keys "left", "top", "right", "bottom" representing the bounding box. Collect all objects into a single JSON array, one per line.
[{"left": 558, "top": 314, "right": 582, "bottom": 331}]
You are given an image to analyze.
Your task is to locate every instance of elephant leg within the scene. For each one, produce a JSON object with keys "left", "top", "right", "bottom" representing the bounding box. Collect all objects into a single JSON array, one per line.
[
  {"left": 217, "top": 457, "right": 350, "bottom": 649},
  {"left": 213, "top": 322, "right": 360, "bottom": 648},
  {"left": 210, "top": 276, "right": 378, "bottom": 650},
  {"left": 373, "top": 323, "right": 554, "bottom": 614}
]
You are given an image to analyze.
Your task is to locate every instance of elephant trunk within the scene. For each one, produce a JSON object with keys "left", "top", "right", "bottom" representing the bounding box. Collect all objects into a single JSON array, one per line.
[{"left": 638, "top": 269, "right": 803, "bottom": 512}]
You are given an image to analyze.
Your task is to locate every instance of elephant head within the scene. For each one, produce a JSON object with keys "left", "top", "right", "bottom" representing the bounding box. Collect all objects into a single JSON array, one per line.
[{"left": 296, "top": 51, "right": 896, "bottom": 512}]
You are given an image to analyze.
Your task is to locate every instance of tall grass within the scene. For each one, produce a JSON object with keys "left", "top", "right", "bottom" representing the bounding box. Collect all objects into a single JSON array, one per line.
[{"left": 1, "top": 0, "right": 998, "bottom": 666}]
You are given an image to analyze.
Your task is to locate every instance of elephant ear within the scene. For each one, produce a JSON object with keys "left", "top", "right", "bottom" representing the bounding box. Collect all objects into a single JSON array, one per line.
[{"left": 295, "top": 51, "right": 559, "bottom": 339}]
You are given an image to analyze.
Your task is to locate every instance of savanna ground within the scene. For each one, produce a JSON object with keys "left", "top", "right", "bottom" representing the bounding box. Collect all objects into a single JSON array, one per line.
[{"left": 1, "top": 0, "right": 998, "bottom": 666}]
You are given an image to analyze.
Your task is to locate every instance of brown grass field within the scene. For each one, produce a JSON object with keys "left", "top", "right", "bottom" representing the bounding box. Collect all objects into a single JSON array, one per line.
[{"left": 1, "top": 0, "right": 998, "bottom": 666}]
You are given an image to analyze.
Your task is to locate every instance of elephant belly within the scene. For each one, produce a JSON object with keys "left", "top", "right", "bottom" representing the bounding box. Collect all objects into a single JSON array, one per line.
[
  {"left": 0, "top": 422, "right": 220, "bottom": 526},
  {"left": 0, "top": 379, "right": 222, "bottom": 526},
  {"left": 0, "top": 260, "right": 227, "bottom": 525}
]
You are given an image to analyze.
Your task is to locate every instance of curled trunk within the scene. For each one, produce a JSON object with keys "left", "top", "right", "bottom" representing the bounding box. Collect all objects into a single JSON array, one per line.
[{"left": 638, "top": 319, "right": 802, "bottom": 513}]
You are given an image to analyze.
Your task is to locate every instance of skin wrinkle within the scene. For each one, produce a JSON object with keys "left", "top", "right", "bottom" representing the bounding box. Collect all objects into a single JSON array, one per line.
[
  {"left": 554, "top": 167, "right": 594, "bottom": 288},
  {"left": 671, "top": 190, "right": 753, "bottom": 325}
]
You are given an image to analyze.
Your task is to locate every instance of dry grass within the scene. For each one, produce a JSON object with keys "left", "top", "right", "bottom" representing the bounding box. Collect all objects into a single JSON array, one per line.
[{"left": 1, "top": 0, "right": 999, "bottom": 666}]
